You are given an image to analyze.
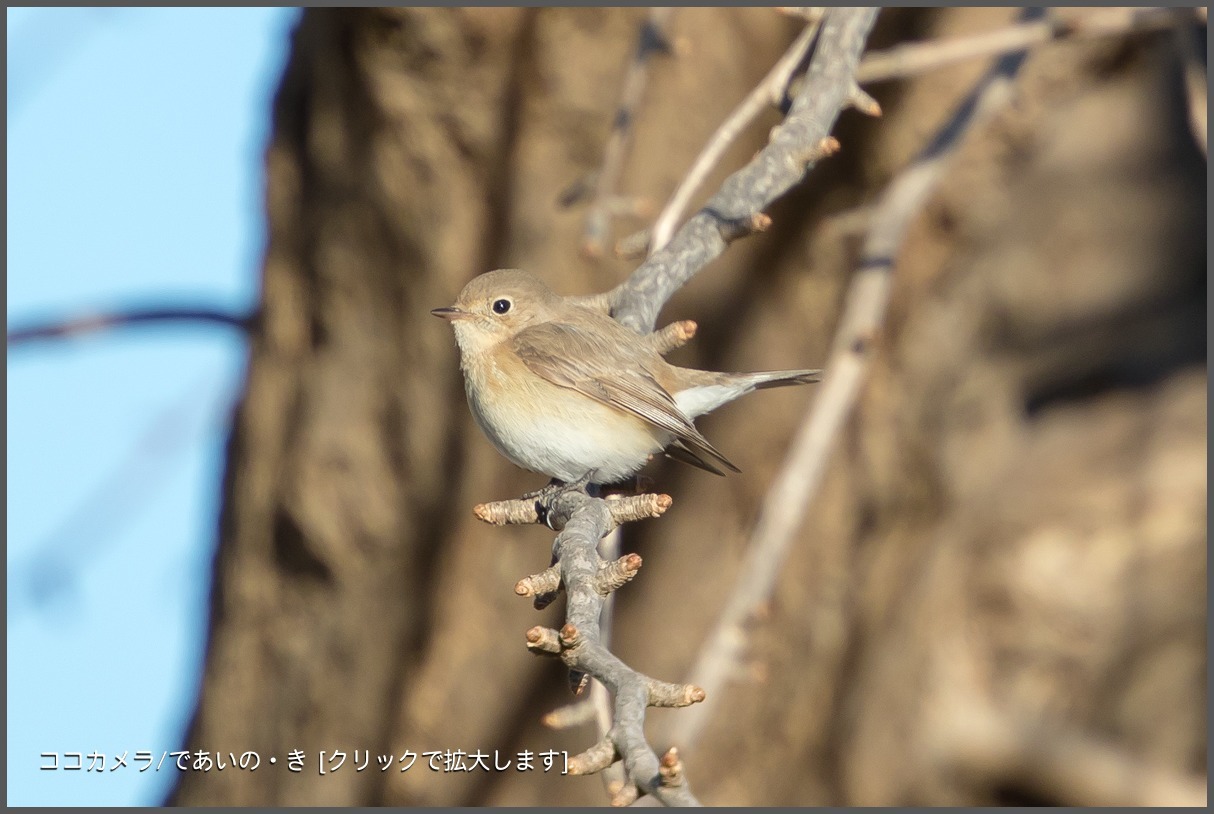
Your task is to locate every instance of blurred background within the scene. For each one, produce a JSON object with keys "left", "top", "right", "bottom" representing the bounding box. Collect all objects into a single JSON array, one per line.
[
  {"left": 7, "top": 7, "right": 1206, "bottom": 807},
  {"left": 7, "top": 7, "right": 297, "bottom": 806}
]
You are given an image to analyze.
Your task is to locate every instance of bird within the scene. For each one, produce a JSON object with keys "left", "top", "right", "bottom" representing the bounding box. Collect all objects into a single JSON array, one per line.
[{"left": 432, "top": 269, "right": 820, "bottom": 486}]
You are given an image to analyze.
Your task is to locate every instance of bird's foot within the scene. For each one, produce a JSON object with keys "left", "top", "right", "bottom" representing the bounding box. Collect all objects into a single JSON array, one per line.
[
  {"left": 525, "top": 473, "right": 599, "bottom": 528},
  {"left": 523, "top": 472, "right": 599, "bottom": 502}
]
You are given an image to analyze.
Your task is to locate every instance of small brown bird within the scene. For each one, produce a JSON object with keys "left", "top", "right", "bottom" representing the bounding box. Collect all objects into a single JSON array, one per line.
[{"left": 432, "top": 269, "right": 820, "bottom": 485}]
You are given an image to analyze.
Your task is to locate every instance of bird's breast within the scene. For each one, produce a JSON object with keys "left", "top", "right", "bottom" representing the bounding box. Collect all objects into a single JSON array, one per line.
[{"left": 460, "top": 345, "right": 666, "bottom": 482}]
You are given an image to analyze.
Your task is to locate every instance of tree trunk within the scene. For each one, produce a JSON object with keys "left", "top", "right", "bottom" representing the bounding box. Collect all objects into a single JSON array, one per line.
[{"left": 174, "top": 8, "right": 1205, "bottom": 806}]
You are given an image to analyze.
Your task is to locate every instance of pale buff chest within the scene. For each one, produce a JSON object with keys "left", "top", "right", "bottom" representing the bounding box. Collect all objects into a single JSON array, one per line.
[{"left": 460, "top": 342, "right": 668, "bottom": 483}]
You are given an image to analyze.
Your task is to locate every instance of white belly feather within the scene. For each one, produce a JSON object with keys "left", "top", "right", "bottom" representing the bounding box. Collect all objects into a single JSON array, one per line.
[{"left": 465, "top": 361, "right": 666, "bottom": 483}]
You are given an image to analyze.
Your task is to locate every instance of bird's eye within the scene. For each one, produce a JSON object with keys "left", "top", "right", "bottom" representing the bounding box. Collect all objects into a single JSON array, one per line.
[{"left": 492, "top": 298, "right": 512, "bottom": 315}]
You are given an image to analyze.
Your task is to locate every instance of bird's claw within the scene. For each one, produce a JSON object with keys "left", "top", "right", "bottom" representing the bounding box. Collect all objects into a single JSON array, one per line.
[{"left": 524, "top": 473, "right": 599, "bottom": 529}]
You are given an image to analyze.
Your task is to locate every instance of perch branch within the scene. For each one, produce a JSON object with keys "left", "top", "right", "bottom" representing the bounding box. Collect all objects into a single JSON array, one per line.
[
  {"left": 582, "top": 7, "right": 677, "bottom": 258},
  {"left": 591, "top": 528, "right": 630, "bottom": 796},
  {"left": 855, "top": 6, "right": 1190, "bottom": 85},
  {"left": 541, "top": 529, "right": 635, "bottom": 797},
  {"left": 667, "top": 7, "right": 1044, "bottom": 751},
  {"left": 530, "top": 491, "right": 706, "bottom": 805},
  {"left": 502, "top": 8, "right": 880, "bottom": 805},
  {"left": 475, "top": 492, "right": 671, "bottom": 528},
  {"left": 7, "top": 305, "right": 252, "bottom": 346}
]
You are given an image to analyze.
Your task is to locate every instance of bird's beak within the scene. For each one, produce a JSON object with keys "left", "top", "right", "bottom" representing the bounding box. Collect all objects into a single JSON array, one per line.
[{"left": 430, "top": 306, "right": 472, "bottom": 321}]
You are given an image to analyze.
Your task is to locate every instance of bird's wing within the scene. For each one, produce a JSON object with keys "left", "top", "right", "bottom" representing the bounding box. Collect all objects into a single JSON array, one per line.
[{"left": 511, "top": 319, "right": 739, "bottom": 475}]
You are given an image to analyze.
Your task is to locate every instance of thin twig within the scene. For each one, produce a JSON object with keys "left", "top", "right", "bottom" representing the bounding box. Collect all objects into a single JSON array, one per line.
[
  {"left": 593, "top": 527, "right": 629, "bottom": 798},
  {"left": 855, "top": 6, "right": 1188, "bottom": 85},
  {"left": 667, "top": 6, "right": 1044, "bottom": 752},
  {"left": 1173, "top": 13, "right": 1207, "bottom": 157},
  {"left": 647, "top": 18, "right": 822, "bottom": 253},
  {"left": 582, "top": 7, "right": 677, "bottom": 258},
  {"left": 7, "top": 305, "right": 252, "bottom": 346},
  {"left": 606, "top": 8, "right": 880, "bottom": 334}
]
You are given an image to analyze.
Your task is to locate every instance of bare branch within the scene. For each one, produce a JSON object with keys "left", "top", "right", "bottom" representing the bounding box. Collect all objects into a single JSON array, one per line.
[
  {"left": 582, "top": 7, "right": 677, "bottom": 258},
  {"left": 567, "top": 737, "right": 620, "bottom": 776},
  {"left": 608, "top": 8, "right": 880, "bottom": 333},
  {"left": 855, "top": 6, "right": 1189, "bottom": 85},
  {"left": 658, "top": 748, "right": 687, "bottom": 789},
  {"left": 646, "top": 320, "right": 698, "bottom": 355},
  {"left": 647, "top": 18, "right": 822, "bottom": 253},
  {"left": 611, "top": 781, "right": 641, "bottom": 807},
  {"left": 525, "top": 626, "right": 563, "bottom": 656},
  {"left": 645, "top": 679, "right": 705, "bottom": 708},
  {"left": 7, "top": 305, "right": 251, "bottom": 347},
  {"left": 474, "top": 492, "right": 671, "bottom": 528},
  {"left": 541, "top": 700, "right": 598, "bottom": 730},
  {"left": 595, "top": 552, "right": 644, "bottom": 595},
  {"left": 846, "top": 82, "right": 882, "bottom": 116},
  {"left": 515, "top": 564, "right": 561, "bottom": 599},
  {"left": 498, "top": 9, "right": 881, "bottom": 805},
  {"left": 516, "top": 491, "right": 707, "bottom": 804},
  {"left": 668, "top": 7, "right": 1044, "bottom": 752},
  {"left": 1173, "top": 14, "right": 1207, "bottom": 157},
  {"left": 593, "top": 527, "right": 630, "bottom": 797},
  {"left": 775, "top": 8, "right": 826, "bottom": 24}
]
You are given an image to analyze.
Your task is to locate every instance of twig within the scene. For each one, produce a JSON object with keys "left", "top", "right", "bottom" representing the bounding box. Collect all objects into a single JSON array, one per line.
[
  {"left": 593, "top": 527, "right": 629, "bottom": 798},
  {"left": 606, "top": 8, "right": 880, "bottom": 334},
  {"left": 1173, "top": 13, "right": 1207, "bottom": 157},
  {"left": 7, "top": 305, "right": 252, "bottom": 346},
  {"left": 775, "top": 8, "right": 826, "bottom": 24},
  {"left": 667, "top": 7, "right": 1044, "bottom": 752},
  {"left": 647, "top": 319, "right": 697, "bottom": 355},
  {"left": 855, "top": 6, "right": 1189, "bottom": 85},
  {"left": 540, "top": 510, "right": 653, "bottom": 797},
  {"left": 647, "top": 18, "right": 822, "bottom": 253},
  {"left": 513, "top": 8, "right": 880, "bottom": 805},
  {"left": 582, "top": 7, "right": 677, "bottom": 258},
  {"left": 475, "top": 492, "right": 671, "bottom": 527},
  {"left": 532, "top": 491, "right": 707, "bottom": 805}
]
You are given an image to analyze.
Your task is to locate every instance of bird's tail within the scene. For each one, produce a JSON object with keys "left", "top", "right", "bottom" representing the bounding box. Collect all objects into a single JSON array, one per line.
[
  {"left": 674, "top": 367, "right": 821, "bottom": 419},
  {"left": 740, "top": 368, "right": 822, "bottom": 389}
]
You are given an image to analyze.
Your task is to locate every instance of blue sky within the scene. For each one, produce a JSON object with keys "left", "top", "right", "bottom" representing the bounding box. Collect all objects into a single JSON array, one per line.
[{"left": 7, "top": 8, "right": 299, "bottom": 805}]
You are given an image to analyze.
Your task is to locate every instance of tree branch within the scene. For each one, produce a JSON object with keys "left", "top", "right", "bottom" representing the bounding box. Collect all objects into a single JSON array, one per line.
[
  {"left": 607, "top": 7, "right": 880, "bottom": 334},
  {"left": 667, "top": 6, "right": 1045, "bottom": 753},
  {"left": 645, "top": 16, "right": 823, "bottom": 254},
  {"left": 1173, "top": 13, "right": 1207, "bottom": 158},
  {"left": 7, "top": 305, "right": 252, "bottom": 347},
  {"left": 486, "top": 9, "right": 881, "bottom": 806},
  {"left": 855, "top": 6, "right": 1189, "bottom": 85},
  {"left": 580, "top": 7, "right": 677, "bottom": 258}
]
